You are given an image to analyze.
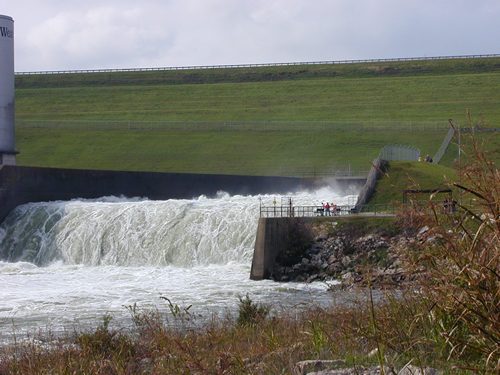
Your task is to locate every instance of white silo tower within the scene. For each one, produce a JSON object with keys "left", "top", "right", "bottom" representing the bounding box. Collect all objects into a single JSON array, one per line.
[{"left": 0, "top": 14, "right": 16, "bottom": 165}]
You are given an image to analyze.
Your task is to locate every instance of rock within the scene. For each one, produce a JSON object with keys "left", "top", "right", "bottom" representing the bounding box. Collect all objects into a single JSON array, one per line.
[
  {"left": 310, "top": 245, "right": 322, "bottom": 254},
  {"left": 139, "top": 357, "right": 153, "bottom": 372},
  {"left": 315, "top": 234, "right": 328, "bottom": 242},
  {"left": 306, "top": 274, "right": 320, "bottom": 283},
  {"left": 417, "top": 226, "right": 429, "bottom": 237},
  {"left": 398, "top": 365, "right": 440, "bottom": 374},
  {"left": 327, "top": 254, "right": 338, "bottom": 265},
  {"left": 341, "top": 256, "right": 351, "bottom": 267},
  {"left": 293, "top": 359, "right": 345, "bottom": 375},
  {"left": 305, "top": 365, "right": 392, "bottom": 374},
  {"left": 272, "top": 225, "right": 415, "bottom": 287},
  {"left": 341, "top": 272, "right": 354, "bottom": 284},
  {"left": 327, "top": 262, "right": 342, "bottom": 274}
]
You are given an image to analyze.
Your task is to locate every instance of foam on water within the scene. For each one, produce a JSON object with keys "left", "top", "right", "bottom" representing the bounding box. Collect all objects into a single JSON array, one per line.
[{"left": 0, "top": 188, "right": 357, "bottom": 341}]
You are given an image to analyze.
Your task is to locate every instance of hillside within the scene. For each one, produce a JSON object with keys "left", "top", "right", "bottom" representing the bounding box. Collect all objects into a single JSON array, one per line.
[
  {"left": 14, "top": 57, "right": 500, "bottom": 175},
  {"left": 367, "top": 161, "right": 458, "bottom": 207}
]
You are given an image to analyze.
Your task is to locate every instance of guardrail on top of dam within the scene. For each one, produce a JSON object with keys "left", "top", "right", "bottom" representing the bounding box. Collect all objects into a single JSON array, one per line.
[{"left": 15, "top": 53, "right": 500, "bottom": 75}]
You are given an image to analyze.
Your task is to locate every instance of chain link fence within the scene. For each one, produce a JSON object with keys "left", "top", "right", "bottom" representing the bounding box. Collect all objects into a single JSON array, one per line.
[
  {"left": 15, "top": 119, "right": 450, "bottom": 132},
  {"left": 378, "top": 144, "right": 421, "bottom": 161}
]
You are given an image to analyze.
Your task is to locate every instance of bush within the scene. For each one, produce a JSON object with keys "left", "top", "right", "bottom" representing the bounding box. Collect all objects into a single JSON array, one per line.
[
  {"left": 401, "top": 131, "right": 499, "bottom": 372},
  {"left": 237, "top": 294, "right": 270, "bottom": 326}
]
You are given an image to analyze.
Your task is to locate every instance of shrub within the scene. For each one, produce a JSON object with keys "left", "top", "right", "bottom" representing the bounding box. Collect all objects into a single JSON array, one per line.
[
  {"left": 401, "top": 130, "right": 499, "bottom": 372},
  {"left": 236, "top": 294, "right": 270, "bottom": 326}
]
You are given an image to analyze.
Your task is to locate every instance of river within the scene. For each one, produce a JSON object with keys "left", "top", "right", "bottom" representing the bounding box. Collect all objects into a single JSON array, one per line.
[{"left": 0, "top": 187, "right": 358, "bottom": 342}]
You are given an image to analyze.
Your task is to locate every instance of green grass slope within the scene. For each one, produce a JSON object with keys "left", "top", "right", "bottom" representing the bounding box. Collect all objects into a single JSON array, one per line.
[
  {"left": 16, "top": 127, "right": 449, "bottom": 175},
  {"left": 368, "top": 161, "right": 458, "bottom": 206},
  {"left": 14, "top": 57, "right": 500, "bottom": 174},
  {"left": 16, "top": 73, "right": 500, "bottom": 123},
  {"left": 16, "top": 56, "right": 500, "bottom": 88}
]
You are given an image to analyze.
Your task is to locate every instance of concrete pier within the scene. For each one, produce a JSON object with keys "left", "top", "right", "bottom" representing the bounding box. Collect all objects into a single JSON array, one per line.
[{"left": 251, "top": 217, "right": 315, "bottom": 280}]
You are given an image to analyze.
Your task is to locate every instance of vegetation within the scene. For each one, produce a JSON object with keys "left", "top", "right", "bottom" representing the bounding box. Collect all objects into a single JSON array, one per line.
[
  {"left": 14, "top": 57, "right": 500, "bottom": 174},
  {"left": 368, "top": 121, "right": 499, "bottom": 207},
  {"left": 1, "top": 136, "right": 497, "bottom": 373},
  {"left": 15, "top": 56, "right": 500, "bottom": 88},
  {"left": 367, "top": 161, "right": 458, "bottom": 206},
  {"left": 397, "top": 132, "right": 499, "bottom": 372},
  {"left": 236, "top": 295, "right": 270, "bottom": 327},
  {"left": 15, "top": 126, "right": 449, "bottom": 175}
]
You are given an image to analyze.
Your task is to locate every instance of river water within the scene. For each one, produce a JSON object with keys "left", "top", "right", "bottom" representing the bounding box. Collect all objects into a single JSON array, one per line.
[{"left": 0, "top": 188, "right": 358, "bottom": 342}]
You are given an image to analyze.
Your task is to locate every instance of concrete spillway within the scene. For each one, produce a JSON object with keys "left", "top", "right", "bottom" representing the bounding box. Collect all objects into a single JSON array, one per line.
[
  {"left": 0, "top": 165, "right": 365, "bottom": 225},
  {"left": 0, "top": 189, "right": 358, "bottom": 342}
]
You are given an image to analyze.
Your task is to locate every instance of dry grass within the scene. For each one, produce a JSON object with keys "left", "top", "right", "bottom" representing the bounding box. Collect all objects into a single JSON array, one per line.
[
  {"left": 396, "top": 128, "right": 499, "bottom": 373},
  {"left": 0, "top": 292, "right": 487, "bottom": 374}
]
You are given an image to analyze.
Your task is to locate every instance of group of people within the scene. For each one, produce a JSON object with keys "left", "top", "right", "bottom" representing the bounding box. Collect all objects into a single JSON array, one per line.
[
  {"left": 418, "top": 154, "right": 433, "bottom": 163},
  {"left": 319, "top": 201, "right": 339, "bottom": 216}
]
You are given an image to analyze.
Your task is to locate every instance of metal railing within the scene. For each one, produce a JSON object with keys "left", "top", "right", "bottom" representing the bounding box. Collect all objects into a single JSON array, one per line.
[
  {"left": 15, "top": 53, "right": 500, "bottom": 75},
  {"left": 260, "top": 205, "right": 350, "bottom": 218},
  {"left": 259, "top": 203, "right": 396, "bottom": 218}
]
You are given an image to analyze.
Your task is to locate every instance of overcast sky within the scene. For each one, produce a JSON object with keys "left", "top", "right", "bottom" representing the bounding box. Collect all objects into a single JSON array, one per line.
[{"left": 3, "top": 0, "right": 500, "bottom": 72}]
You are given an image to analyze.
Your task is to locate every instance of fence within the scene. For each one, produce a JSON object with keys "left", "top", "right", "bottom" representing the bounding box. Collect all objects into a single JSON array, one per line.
[
  {"left": 433, "top": 127, "right": 455, "bottom": 164},
  {"left": 378, "top": 144, "right": 420, "bottom": 161},
  {"left": 15, "top": 119, "right": 451, "bottom": 132},
  {"left": 259, "top": 203, "right": 396, "bottom": 218},
  {"left": 15, "top": 53, "right": 500, "bottom": 75},
  {"left": 260, "top": 205, "right": 352, "bottom": 218}
]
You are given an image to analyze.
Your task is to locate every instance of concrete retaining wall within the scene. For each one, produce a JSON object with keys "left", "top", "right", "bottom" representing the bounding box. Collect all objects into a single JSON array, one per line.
[
  {"left": 251, "top": 217, "right": 321, "bottom": 280},
  {"left": 354, "top": 158, "right": 388, "bottom": 210},
  {"left": 0, "top": 165, "right": 365, "bottom": 224},
  {"left": 251, "top": 217, "right": 308, "bottom": 280}
]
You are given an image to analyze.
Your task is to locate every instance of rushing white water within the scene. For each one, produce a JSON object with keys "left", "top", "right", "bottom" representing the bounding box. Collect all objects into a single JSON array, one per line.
[{"left": 0, "top": 188, "right": 357, "bottom": 342}]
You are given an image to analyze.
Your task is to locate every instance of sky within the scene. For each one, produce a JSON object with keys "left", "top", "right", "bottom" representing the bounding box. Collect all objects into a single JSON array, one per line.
[{"left": 2, "top": 0, "right": 500, "bottom": 72}]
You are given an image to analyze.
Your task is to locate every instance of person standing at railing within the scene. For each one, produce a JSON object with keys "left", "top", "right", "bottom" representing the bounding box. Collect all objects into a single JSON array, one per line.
[
  {"left": 318, "top": 202, "right": 325, "bottom": 216},
  {"left": 324, "top": 202, "right": 330, "bottom": 216}
]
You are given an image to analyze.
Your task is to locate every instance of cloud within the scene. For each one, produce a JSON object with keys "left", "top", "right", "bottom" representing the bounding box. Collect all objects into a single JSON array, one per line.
[{"left": 3, "top": 0, "right": 500, "bottom": 71}]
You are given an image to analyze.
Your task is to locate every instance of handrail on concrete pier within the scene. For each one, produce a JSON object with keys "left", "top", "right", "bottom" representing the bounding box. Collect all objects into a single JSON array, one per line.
[{"left": 259, "top": 203, "right": 396, "bottom": 218}]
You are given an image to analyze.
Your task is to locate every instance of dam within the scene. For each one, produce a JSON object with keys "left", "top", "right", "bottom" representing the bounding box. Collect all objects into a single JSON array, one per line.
[
  {"left": 0, "top": 15, "right": 368, "bottom": 340},
  {"left": 0, "top": 185, "right": 360, "bottom": 341}
]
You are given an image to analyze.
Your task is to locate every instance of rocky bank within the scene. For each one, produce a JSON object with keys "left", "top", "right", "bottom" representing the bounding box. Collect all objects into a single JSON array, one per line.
[{"left": 270, "top": 218, "right": 417, "bottom": 288}]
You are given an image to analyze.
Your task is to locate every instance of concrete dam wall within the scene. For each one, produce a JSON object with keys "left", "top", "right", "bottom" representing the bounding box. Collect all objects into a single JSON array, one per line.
[{"left": 0, "top": 165, "right": 365, "bottom": 224}]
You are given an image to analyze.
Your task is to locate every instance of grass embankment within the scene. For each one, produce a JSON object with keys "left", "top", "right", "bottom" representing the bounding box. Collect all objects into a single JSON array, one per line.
[
  {"left": 367, "top": 130, "right": 499, "bottom": 207},
  {"left": 15, "top": 57, "right": 500, "bottom": 174},
  {"left": 16, "top": 128, "right": 448, "bottom": 176},
  {"left": 15, "top": 56, "right": 500, "bottom": 88},
  {"left": 368, "top": 161, "right": 458, "bottom": 206}
]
